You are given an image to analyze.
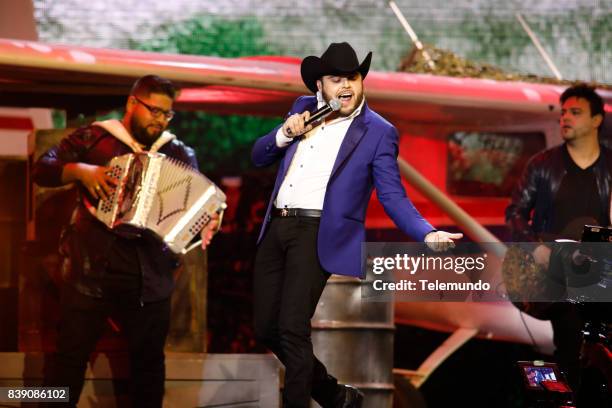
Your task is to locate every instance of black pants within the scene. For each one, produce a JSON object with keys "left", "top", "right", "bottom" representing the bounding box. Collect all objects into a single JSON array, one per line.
[
  {"left": 254, "top": 216, "right": 341, "bottom": 408},
  {"left": 46, "top": 281, "right": 170, "bottom": 407}
]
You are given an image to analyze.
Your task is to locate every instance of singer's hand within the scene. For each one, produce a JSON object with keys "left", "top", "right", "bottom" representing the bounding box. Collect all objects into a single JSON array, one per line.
[
  {"left": 425, "top": 231, "right": 463, "bottom": 252},
  {"left": 283, "top": 111, "right": 313, "bottom": 138}
]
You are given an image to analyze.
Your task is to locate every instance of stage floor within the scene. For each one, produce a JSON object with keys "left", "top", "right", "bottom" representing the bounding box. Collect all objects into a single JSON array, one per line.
[{"left": 0, "top": 352, "right": 280, "bottom": 407}]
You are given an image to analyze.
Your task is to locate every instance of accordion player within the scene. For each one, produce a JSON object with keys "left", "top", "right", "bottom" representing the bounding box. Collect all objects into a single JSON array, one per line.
[{"left": 95, "top": 152, "right": 226, "bottom": 254}]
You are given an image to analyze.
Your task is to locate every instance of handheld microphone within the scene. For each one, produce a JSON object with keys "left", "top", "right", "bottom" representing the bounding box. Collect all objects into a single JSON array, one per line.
[{"left": 286, "top": 99, "right": 341, "bottom": 136}]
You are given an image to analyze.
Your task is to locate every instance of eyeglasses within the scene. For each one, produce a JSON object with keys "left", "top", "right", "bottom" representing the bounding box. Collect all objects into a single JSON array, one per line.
[{"left": 134, "top": 96, "right": 175, "bottom": 121}]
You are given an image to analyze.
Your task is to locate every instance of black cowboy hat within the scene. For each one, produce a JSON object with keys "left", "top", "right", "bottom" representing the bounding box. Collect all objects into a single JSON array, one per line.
[{"left": 300, "top": 42, "right": 372, "bottom": 93}]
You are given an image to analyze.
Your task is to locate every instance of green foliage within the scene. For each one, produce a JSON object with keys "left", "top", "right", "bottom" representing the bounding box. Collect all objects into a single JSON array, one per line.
[
  {"left": 131, "top": 16, "right": 283, "bottom": 174},
  {"left": 454, "top": 8, "right": 611, "bottom": 79},
  {"left": 51, "top": 110, "right": 66, "bottom": 129},
  {"left": 535, "top": 8, "right": 611, "bottom": 80},
  {"left": 132, "top": 16, "right": 276, "bottom": 58},
  {"left": 377, "top": 25, "right": 412, "bottom": 71},
  {"left": 457, "top": 13, "right": 531, "bottom": 67},
  {"left": 171, "top": 111, "right": 279, "bottom": 174}
]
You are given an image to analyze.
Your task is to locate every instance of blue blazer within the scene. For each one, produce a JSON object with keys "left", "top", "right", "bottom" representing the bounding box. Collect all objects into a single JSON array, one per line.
[{"left": 252, "top": 96, "right": 434, "bottom": 278}]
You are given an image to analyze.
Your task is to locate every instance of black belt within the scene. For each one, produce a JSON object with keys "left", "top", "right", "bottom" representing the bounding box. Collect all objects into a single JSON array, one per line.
[{"left": 272, "top": 208, "right": 322, "bottom": 218}]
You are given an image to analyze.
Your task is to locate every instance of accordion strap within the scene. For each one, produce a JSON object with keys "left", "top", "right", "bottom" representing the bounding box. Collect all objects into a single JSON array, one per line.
[{"left": 93, "top": 119, "right": 176, "bottom": 153}]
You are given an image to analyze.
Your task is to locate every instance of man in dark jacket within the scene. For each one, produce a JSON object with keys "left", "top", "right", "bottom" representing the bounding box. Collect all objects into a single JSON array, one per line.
[
  {"left": 506, "top": 84, "right": 608, "bottom": 403},
  {"left": 506, "top": 85, "right": 609, "bottom": 243},
  {"left": 33, "top": 75, "right": 218, "bottom": 407}
]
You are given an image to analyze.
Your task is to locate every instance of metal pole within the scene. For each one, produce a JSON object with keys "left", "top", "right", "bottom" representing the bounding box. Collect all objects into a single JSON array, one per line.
[
  {"left": 515, "top": 13, "right": 563, "bottom": 80},
  {"left": 388, "top": 1, "right": 436, "bottom": 70},
  {"left": 397, "top": 157, "right": 506, "bottom": 257}
]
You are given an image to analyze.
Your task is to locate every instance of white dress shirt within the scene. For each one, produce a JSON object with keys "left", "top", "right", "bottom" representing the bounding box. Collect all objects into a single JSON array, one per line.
[{"left": 274, "top": 97, "right": 365, "bottom": 210}]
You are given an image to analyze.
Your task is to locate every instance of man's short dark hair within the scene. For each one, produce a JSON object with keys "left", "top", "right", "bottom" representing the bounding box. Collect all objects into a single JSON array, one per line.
[
  {"left": 130, "top": 75, "right": 178, "bottom": 100},
  {"left": 560, "top": 84, "right": 605, "bottom": 120}
]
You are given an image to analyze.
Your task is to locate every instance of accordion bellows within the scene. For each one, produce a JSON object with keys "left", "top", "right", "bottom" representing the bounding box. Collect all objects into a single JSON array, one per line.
[{"left": 96, "top": 152, "right": 226, "bottom": 253}]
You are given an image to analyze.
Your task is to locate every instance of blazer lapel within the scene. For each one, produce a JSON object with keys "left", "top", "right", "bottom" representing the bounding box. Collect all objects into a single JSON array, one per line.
[{"left": 329, "top": 105, "right": 369, "bottom": 180}]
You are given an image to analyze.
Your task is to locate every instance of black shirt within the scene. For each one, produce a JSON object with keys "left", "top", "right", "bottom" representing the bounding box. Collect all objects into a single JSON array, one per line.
[{"left": 551, "top": 146, "right": 608, "bottom": 240}]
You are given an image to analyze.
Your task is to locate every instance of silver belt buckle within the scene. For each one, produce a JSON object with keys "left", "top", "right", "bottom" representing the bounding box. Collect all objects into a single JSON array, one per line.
[{"left": 280, "top": 208, "right": 289, "bottom": 217}]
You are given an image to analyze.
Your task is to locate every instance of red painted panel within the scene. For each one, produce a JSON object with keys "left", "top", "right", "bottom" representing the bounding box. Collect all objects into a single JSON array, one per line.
[
  {"left": 365, "top": 128, "right": 510, "bottom": 229},
  {"left": 0, "top": 116, "right": 33, "bottom": 130}
]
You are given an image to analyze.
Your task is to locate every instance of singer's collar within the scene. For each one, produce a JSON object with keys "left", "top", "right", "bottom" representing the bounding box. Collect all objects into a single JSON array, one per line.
[{"left": 316, "top": 93, "right": 365, "bottom": 125}]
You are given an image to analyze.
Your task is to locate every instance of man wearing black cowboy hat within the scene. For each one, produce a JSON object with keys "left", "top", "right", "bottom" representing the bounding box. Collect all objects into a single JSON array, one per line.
[{"left": 251, "top": 42, "right": 461, "bottom": 407}]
